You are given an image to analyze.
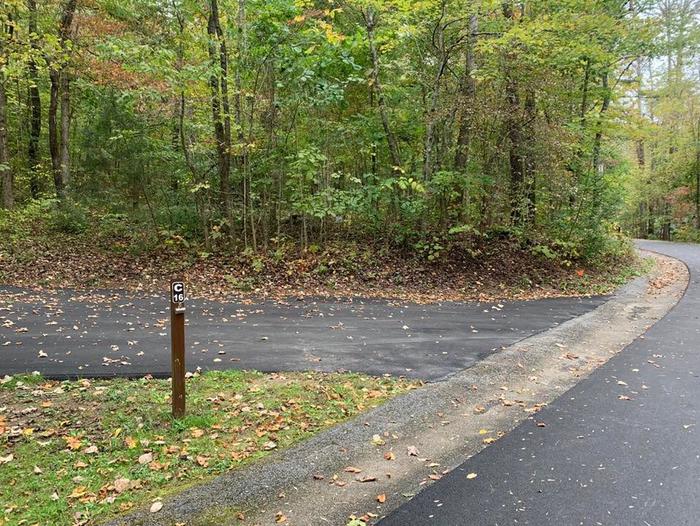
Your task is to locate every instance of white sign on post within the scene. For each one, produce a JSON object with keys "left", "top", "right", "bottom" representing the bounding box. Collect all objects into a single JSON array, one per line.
[{"left": 171, "top": 281, "right": 186, "bottom": 312}]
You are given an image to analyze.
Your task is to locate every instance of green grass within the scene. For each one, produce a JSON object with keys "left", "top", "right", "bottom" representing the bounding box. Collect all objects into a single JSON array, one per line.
[{"left": 0, "top": 371, "right": 418, "bottom": 525}]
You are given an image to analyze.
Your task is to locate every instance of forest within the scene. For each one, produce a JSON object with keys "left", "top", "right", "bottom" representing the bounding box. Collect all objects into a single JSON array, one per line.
[{"left": 0, "top": 0, "right": 698, "bottom": 290}]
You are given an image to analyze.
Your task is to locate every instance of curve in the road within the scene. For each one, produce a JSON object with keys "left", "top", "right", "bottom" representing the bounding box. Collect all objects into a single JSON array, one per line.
[{"left": 379, "top": 240, "right": 700, "bottom": 525}]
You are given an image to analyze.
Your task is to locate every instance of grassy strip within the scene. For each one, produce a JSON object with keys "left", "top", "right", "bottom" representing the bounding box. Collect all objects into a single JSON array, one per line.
[{"left": 0, "top": 371, "right": 418, "bottom": 525}]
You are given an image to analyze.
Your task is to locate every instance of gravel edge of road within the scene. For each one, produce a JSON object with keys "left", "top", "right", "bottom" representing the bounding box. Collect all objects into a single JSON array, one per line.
[{"left": 106, "top": 251, "right": 688, "bottom": 526}]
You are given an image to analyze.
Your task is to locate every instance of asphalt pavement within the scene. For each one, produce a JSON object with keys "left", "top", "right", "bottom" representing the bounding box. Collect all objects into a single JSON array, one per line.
[
  {"left": 0, "top": 286, "right": 604, "bottom": 381},
  {"left": 380, "top": 239, "right": 700, "bottom": 525}
]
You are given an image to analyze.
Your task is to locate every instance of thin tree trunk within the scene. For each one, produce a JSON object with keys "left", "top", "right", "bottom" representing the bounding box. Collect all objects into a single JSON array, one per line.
[
  {"left": 423, "top": 4, "right": 449, "bottom": 180},
  {"left": 47, "top": 0, "right": 77, "bottom": 198},
  {"left": 363, "top": 8, "right": 402, "bottom": 172},
  {"left": 591, "top": 71, "right": 611, "bottom": 208},
  {"left": 524, "top": 91, "right": 536, "bottom": 224},
  {"left": 179, "top": 93, "right": 211, "bottom": 251},
  {"left": 506, "top": 76, "right": 524, "bottom": 225},
  {"left": 696, "top": 119, "right": 700, "bottom": 229},
  {"left": 207, "top": 0, "right": 232, "bottom": 223},
  {"left": 49, "top": 71, "right": 62, "bottom": 196},
  {"left": 0, "top": 80, "right": 12, "bottom": 209},
  {"left": 633, "top": 57, "right": 646, "bottom": 169},
  {"left": 27, "top": 0, "right": 41, "bottom": 198},
  {"left": 454, "top": 14, "right": 478, "bottom": 171},
  {"left": 60, "top": 72, "right": 71, "bottom": 187},
  {"left": 502, "top": 2, "right": 524, "bottom": 225}
]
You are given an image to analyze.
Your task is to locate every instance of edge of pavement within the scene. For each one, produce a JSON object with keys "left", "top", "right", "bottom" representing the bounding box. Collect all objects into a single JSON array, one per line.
[{"left": 106, "top": 250, "right": 688, "bottom": 526}]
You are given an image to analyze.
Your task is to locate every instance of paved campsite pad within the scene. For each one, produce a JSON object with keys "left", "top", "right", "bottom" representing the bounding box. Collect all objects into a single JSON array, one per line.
[{"left": 0, "top": 286, "right": 605, "bottom": 380}]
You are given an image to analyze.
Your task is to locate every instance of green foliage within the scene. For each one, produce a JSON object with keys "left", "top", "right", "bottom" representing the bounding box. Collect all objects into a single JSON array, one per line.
[{"left": 0, "top": 0, "right": 683, "bottom": 263}]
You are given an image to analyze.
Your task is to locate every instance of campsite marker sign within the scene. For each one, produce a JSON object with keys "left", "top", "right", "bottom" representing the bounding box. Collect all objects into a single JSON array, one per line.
[{"left": 170, "top": 280, "right": 186, "bottom": 418}]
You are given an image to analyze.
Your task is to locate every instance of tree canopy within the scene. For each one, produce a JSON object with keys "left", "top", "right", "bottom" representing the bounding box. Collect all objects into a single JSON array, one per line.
[{"left": 0, "top": 0, "right": 696, "bottom": 262}]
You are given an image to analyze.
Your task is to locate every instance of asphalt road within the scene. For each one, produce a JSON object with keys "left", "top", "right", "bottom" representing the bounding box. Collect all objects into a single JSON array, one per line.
[
  {"left": 0, "top": 286, "right": 604, "bottom": 381},
  {"left": 380, "top": 239, "right": 700, "bottom": 525}
]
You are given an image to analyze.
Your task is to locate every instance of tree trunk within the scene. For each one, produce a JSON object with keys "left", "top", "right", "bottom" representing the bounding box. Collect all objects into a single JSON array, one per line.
[
  {"left": 591, "top": 71, "right": 611, "bottom": 208},
  {"left": 27, "top": 0, "right": 41, "bottom": 198},
  {"left": 207, "top": 0, "right": 232, "bottom": 222},
  {"left": 634, "top": 59, "right": 646, "bottom": 169},
  {"left": 506, "top": 76, "right": 524, "bottom": 225},
  {"left": 236, "top": 0, "right": 255, "bottom": 249},
  {"left": 363, "top": 8, "right": 402, "bottom": 172},
  {"left": 47, "top": 0, "right": 77, "bottom": 198},
  {"left": 524, "top": 91, "right": 536, "bottom": 224},
  {"left": 49, "top": 71, "right": 63, "bottom": 196},
  {"left": 0, "top": 80, "right": 12, "bottom": 209},
  {"left": 696, "top": 119, "right": 700, "bottom": 229},
  {"left": 454, "top": 14, "right": 478, "bottom": 171},
  {"left": 502, "top": 3, "right": 525, "bottom": 225},
  {"left": 60, "top": 72, "right": 71, "bottom": 187},
  {"left": 423, "top": 4, "right": 449, "bottom": 180}
]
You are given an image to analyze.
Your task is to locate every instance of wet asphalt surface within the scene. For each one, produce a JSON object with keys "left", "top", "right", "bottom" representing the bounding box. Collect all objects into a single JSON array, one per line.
[
  {"left": 0, "top": 286, "right": 604, "bottom": 381},
  {"left": 380, "top": 240, "right": 700, "bottom": 525}
]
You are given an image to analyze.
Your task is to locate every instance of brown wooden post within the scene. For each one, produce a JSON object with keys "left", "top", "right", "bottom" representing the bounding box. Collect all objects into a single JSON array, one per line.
[{"left": 170, "top": 280, "right": 186, "bottom": 418}]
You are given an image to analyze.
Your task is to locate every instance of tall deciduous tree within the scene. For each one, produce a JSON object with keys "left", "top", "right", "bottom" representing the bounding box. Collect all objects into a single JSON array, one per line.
[
  {"left": 207, "top": 0, "right": 232, "bottom": 223},
  {"left": 27, "top": 0, "right": 40, "bottom": 198},
  {"left": 47, "top": 0, "right": 77, "bottom": 197}
]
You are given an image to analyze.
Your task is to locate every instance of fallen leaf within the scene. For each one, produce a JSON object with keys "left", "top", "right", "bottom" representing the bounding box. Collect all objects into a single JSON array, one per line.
[
  {"left": 406, "top": 445, "right": 419, "bottom": 457},
  {"left": 466, "top": 473, "right": 478, "bottom": 480},
  {"left": 65, "top": 436, "right": 82, "bottom": 450},
  {"left": 113, "top": 478, "right": 131, "bottom": 493},
  {"left": 190, "top": 428, "right": 205, "bottom": 438},
  {"left": 150, "top": 501, "right": 163, "bottom": 513},
  {"left": 384, "top": 451, "right": 396, "bottom": 461},
  {"left": 69, "top": 486, "right": 88, "bottom": 499},
  {"left": 377, "top": 494, "right": 386, "bottom": 503},
  {"left": 275, "top": 512, "right": 287, "bottom": 523},
  {"left": 371, "top": 434, "right": 385, "bottom": 446},
  {"left": 138, "top": 453, "right": 153, "bottom": 465}
]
